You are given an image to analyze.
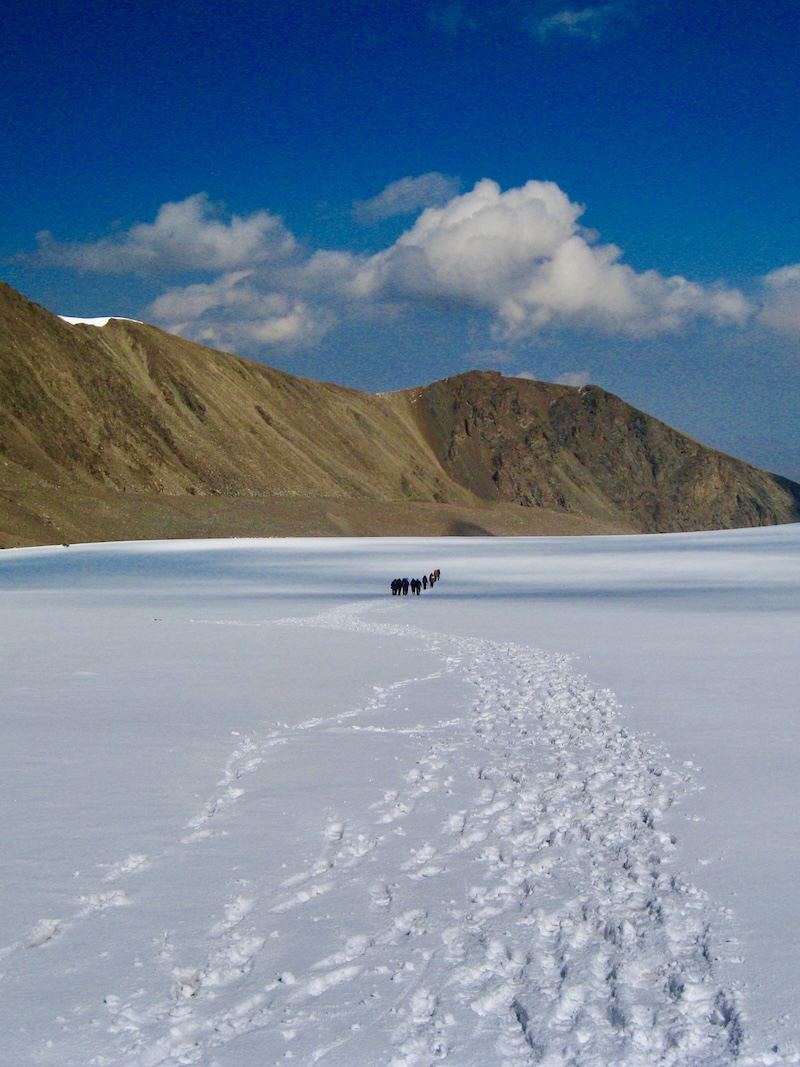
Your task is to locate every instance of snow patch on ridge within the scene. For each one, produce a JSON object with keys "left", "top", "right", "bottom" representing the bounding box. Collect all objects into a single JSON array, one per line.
[{"left": 59, "top": 315, "right": 143, "bottom": 327}]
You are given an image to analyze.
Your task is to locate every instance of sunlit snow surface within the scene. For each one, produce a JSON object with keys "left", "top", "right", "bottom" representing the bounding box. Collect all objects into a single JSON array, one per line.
[{"left": 0, "top": 528, "right": 798, "bottom": 1066}]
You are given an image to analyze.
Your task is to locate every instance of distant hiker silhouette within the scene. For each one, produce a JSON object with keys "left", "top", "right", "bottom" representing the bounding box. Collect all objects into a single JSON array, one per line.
[{"left": 389, "top": 570, "right": 440, "bottom": 596}]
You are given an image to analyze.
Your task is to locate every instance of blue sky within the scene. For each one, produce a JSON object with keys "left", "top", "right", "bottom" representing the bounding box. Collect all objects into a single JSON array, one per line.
[{"left": 3, "top": 0, "right": 800, "bottom": 479}]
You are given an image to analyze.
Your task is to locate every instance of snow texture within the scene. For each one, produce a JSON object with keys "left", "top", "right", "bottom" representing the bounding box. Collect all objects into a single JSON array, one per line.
[{"left": 0, "top": 528, "right": 797, "bottom": 1066}]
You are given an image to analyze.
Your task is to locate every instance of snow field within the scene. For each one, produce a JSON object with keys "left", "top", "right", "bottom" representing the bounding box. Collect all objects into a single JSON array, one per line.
[{"left": 0, "top": 531, "right": 797, "bottom": 1065}]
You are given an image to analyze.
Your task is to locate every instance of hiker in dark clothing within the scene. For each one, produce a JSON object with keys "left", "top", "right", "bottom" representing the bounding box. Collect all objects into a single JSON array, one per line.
[{"left": 390, "top": 572, "right": 440, "bottom": 596}]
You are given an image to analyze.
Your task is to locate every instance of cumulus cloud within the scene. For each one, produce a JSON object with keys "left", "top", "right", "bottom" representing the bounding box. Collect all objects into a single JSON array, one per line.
[
  {"left": 29, "top": 179, "right": 757, "bottom": 355},
  {"left": 353, "top": 173, "right": 461, "bottom": 223},
  {"left": 149, "top": 271, "right": 330, "bottom": 350},
  {"left": 349, "top": 179, "right": 753, "bottom": 337},
  {"left": 33, "top": 193, "right": 296, "bottom": 275},
  {"left": 757, "top": 264, "right": 800, "bottom": 334}
]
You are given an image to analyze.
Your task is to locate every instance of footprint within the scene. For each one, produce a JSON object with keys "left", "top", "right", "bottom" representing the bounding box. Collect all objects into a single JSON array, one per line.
[
  {"left": 25, "top": 918, "right": 61, "bottom": 948},
  {"left": 369, "top": 881, "right": 393, "bottom": 910},
  {"left": 334, "top": 834, "right": 377, "bottom": 867},
  {"left": 311, "top": 934, "right": 373, "bottom": 970},
  {"left": 103, "top": 853, "right": 149, "bottom": 882},
  {"left": 270, "top": 880, "right": 334, "bottom": 913},
  {"left": 172, "top": 966, "right": 201, "bottom": 1000},
  {"left": 392, "top": 909, "right": 428, "bottom": 938},
  {"left": 208, "top": 895, "right": 254, "bottom": 937},
  {"left": 302, "top": 964, "right": 363, "bottom": 999},
  {"left": 377, "top": 799, "right": 414, "bottom": 824},
  {"left": 402, "top": 843, "right": 446, "bottom": 880},
  {"left": 77, "top": 891, "right": 130, "bottom": 917}
]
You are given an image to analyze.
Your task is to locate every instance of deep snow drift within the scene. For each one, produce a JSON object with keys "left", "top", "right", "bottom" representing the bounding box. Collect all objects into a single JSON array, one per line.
[{"left": 0, "top": 528, "right": 797, "bottom": 1066}]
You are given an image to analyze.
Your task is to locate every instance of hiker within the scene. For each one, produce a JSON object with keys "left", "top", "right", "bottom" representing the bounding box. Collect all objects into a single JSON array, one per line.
[
  {"left": 422, "top": 574, "right": 428, "bottom": 590},
  {"left": 402, "top": 578, "right": 409, "bottom": 595}
]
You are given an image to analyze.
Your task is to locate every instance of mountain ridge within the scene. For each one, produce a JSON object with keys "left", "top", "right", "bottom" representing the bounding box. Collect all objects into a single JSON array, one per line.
[{"left": 1, "top": 281, "right": 798, "bottom": 546}]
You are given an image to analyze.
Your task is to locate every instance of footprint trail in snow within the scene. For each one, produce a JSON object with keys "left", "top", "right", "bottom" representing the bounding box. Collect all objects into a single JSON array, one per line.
[{"left": 27, "top": 601, "right": 789, "bottom": 1066}]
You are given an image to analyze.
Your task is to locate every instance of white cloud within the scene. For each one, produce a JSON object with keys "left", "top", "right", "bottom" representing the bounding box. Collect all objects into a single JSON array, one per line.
[
  {"left": 353, "top": 173, "right": 461, "bottom": 223},
  {"left": 150, "top": 271, "right": 328, "bottom": 351},
  {"left": 515, "top": 369, "right": 591, "bottom": 387},
  {"left": 354, "top": 179, "right": 586, "bottom": 306},
  {"left": 532, "top": 3, "right": 632, "bottom": 42},
  {"left": 349, "top": 179, "right": 753, "bottom": 337},
  {"left": 34, "top": 194, "right": 296, "bottom": 275},
  {"left": 31, "top": 179, "right": 756, "bottom": 354},
  {"left": 426, "top": 1, "right": 632, "bottom": 43},
  {"left": 757, "top": 264, "right": 800, "bottom": 335},
  {"left": 555, "top": 370, "right": 591, "bottom": 387}
]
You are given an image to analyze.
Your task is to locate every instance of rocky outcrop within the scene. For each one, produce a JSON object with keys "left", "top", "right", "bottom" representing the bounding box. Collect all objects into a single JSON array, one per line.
[{"left": 417, "top": 370, "right": 800, "bottom": 532}]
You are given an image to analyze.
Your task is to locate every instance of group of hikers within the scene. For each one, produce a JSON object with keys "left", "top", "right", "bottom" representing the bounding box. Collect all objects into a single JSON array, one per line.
[{"left": 390, "top": 569, "right": 441, "bottom": 596}]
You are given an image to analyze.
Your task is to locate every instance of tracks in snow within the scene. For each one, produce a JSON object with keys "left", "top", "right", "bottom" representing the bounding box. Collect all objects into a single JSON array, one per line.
[{"left": 14, "top": 601, "right": 782, "bottom": 1065}]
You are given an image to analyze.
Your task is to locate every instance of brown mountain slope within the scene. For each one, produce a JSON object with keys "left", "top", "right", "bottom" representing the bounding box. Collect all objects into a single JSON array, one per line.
[
  {"left": 0, "top": 282, "right": 797, "bottom": 546},
  {"left": 416, "top": 371, "right": 800, "bottom": 533}
]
